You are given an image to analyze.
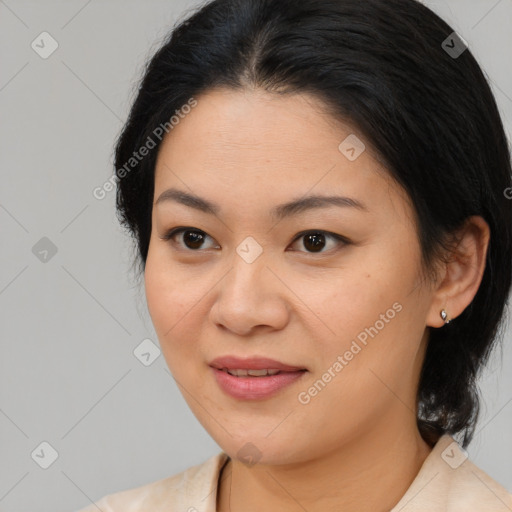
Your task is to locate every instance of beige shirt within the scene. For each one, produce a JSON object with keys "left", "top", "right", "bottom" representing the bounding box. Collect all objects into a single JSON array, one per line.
[{"left": 76, "top": 435, "right": 512, "bottom": 511}]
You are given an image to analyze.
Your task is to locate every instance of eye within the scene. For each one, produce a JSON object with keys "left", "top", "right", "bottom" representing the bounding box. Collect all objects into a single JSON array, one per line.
[
  {"left": 159, "top": 227, "right": 220, "bottom": 251},
  {"left": 289, "top": 230, "right": 350, "bottom": 254},
  {"left": 160, "top": 227, "right": 350, "bottom": 254}
]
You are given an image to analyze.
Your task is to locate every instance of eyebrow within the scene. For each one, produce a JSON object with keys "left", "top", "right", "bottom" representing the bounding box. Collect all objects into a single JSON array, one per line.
[{"left": 154, "top": 187, "right": 369, "bottom": 220}]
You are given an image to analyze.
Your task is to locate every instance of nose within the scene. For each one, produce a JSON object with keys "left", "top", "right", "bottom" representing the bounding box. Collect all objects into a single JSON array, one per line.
[{"left": 209, "top": 248, "right": 290, "bottom": 337}]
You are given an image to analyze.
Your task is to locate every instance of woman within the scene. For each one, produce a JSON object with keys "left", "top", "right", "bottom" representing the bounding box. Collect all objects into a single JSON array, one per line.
[{"left": 77, "top": 0, "right": 512, "bottom": 510}]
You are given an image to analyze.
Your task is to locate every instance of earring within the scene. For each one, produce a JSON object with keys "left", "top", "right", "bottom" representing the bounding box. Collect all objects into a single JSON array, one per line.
[{"left": 440, "top": 309, "right": 451, "bottom": 324}]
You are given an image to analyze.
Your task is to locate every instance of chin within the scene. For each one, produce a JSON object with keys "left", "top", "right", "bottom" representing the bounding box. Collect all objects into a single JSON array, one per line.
[{"left": 212, "top": 431, "right": 311, "bottom": 467}]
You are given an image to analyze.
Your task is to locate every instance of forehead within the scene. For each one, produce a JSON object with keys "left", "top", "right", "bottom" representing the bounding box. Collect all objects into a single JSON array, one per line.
[
  {"left": 157, "top": 87, "right": 364, "bottom": 160},
  {"left": 153, "top": 87, "right": 409, "bottom": 218}
]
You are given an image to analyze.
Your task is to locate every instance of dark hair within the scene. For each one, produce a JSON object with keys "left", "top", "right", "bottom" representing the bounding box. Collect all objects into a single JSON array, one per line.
[{"left": 113, "top": 0, "right": 512, "bottom": 448}]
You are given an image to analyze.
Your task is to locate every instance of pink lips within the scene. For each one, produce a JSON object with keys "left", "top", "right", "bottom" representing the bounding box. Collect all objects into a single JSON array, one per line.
[{"left": 209, "top": 355, "right": 307, "bottom": 400}]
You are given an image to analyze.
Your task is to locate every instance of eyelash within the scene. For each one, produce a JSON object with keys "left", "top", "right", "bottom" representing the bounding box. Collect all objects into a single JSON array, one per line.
[{"left": 159, "top": 227, "right": 351, "bottom": 254}]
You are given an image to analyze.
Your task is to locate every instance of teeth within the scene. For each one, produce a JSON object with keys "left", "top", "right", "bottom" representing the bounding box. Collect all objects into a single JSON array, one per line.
[{"left": 223, "top": 368, "right": 281, "bottom": 377}]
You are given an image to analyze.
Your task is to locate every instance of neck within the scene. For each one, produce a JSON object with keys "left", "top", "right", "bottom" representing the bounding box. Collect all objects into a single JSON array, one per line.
[{"left": 217, "top": 422, "right": 433, "bottom": 512}]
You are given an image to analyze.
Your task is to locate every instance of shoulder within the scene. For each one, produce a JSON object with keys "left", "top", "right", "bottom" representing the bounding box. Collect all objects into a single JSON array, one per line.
[
  {"left": 392, "top": 435, "right": 512, "bottom": 511},
  {"left": 75, "top": 451, "right": 229, "bottom": 512},
  {"left": 443, "top": 452, "right": 512, "bottom": 511}
]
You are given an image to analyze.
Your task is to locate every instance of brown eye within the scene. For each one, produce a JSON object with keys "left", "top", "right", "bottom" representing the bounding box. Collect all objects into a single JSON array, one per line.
[
  {"left": 302, "top": 232, "right": 326, "bottom": 252},
  {"left": 181, "top": 230, "right": 207, "bottom": 249},
  {"left": 160, "top": 228, "right": 219, "bottom": 251},
  {"left": 290, "top": 230, "right": 350, "bottom": 254}
]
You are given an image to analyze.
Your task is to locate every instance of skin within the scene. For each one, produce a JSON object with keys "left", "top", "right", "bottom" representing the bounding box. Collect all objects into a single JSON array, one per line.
[{"left": 144, "top": 87, "right": 490, "bottom": 512}]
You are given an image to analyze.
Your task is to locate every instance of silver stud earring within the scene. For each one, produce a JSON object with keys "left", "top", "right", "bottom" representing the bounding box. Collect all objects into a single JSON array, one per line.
[{"left": 440, "top": 309, "right": 451, "bottom": 324}]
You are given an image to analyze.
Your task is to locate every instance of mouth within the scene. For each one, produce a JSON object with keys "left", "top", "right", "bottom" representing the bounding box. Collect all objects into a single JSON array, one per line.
[
  {"left": 209, "top": 355, "right": 308, "bottom": 400},
  {"left": 219, "top": 368, "right": 300, "bottom": 377}
]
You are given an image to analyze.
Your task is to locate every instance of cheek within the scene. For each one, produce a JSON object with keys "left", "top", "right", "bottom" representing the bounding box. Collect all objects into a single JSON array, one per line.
[
  {"left": 144, "top": 259, "right": 176, "bottom": 335},
  {"left": 306, "top": 263, "right": 398, "bottom": 341},
  {"left": 310, "top": 242, "right": 425, "bottom": 367},
  {"left": 144, "top": 249, "right": 204, "bottom": 367}
]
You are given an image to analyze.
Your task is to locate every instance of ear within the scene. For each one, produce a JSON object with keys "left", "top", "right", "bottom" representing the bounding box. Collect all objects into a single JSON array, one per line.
[{"left": 426, "top": 215, "right": 490, "bottom": 328}]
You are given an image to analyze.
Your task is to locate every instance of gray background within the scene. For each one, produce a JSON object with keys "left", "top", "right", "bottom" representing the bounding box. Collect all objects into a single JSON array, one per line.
[{"left": 0, "top": 1, "right": 511, "bottom": 511}]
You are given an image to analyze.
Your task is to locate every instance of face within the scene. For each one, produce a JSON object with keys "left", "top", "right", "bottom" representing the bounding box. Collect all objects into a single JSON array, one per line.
[{"left": 145, "top": 88, "right": 436, "bottom": 465}]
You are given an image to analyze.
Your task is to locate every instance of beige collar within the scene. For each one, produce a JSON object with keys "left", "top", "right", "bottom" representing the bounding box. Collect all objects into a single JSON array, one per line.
[
  {"left": 96, "top": 434, "right": 512, "bottom": 511},
  {"left": 185, "top": 435, "right": 512, "bottom": 512}
]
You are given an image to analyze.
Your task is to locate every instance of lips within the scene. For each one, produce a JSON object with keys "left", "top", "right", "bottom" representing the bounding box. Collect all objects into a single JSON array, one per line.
[{"left": 209, "top": 355, "right": 308, "bottom": 400}]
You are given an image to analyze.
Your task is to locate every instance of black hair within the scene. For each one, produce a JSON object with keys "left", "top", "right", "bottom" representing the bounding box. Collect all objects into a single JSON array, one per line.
[{"left": 113, "top": 0, "right": 512, "bottom": 448}]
